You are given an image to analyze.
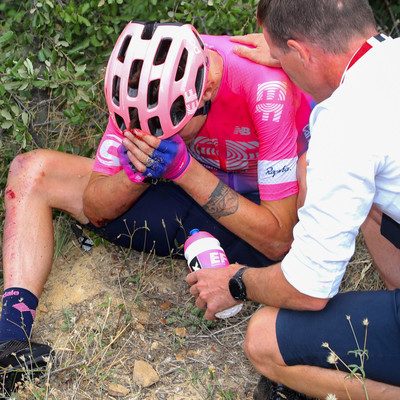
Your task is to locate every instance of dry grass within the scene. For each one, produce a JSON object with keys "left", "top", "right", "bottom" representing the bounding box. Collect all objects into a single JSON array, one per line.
[
  {"left": 340, "top": 234, "right": 384, "bottom": 293},
  {"left": 5, "top": 226, "right": 379, "bottom": 400},
  {"left": 10, "top": 229, "right": 260, "bottom": 399}
]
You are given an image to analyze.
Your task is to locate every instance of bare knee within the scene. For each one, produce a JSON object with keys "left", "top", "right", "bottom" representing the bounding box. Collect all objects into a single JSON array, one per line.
[
  {"left": 6, "top": 150, "right": 55, "bottom": 198},
  {"left": 243, "top": 306, "right": 283, "bottom": 380}
]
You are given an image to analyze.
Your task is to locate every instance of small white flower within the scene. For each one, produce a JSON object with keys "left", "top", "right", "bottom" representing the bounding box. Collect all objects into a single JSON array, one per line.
[
  {"left": 326, "top": 352, "right": 338, "bottom": 365},
  {"left": 363, "top": 318, "right": 369, "bottom": 326},
  {"left": 326, "top": 394, "right": 338, "bottom": 400}
]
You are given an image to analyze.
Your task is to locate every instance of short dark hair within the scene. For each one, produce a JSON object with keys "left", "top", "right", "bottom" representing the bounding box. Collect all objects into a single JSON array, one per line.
[{"left": 257, "top": 0, "right": 376, "bottom": 54}]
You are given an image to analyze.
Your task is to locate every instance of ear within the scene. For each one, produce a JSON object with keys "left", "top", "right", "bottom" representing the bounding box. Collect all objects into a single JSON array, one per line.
[
  {"left": 201, "top": 81, "right": 214, "bottom": 102},
  {"left": 287, "top": 39, "right": 311, "bottom": 68}
]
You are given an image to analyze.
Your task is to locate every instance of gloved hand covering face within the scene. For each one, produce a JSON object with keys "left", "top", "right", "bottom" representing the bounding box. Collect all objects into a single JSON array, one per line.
[{"left": 118, "top": 130, "right": 192, "bottom": 182}]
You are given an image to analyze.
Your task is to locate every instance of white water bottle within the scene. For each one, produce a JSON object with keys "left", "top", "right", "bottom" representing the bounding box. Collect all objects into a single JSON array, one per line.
[{"left": 184, "top": 229, "right": 243, "bottom": 319}]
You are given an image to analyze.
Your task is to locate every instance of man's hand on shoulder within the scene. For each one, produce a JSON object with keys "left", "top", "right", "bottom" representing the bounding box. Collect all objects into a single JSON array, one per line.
[{"left": 230, "top": 33, "right": 281, "bottom": 68}]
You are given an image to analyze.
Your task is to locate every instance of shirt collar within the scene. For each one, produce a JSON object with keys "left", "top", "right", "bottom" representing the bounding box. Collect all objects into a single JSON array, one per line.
[{"left": 340, "top": 33, "right": 388, "bottom": 84}]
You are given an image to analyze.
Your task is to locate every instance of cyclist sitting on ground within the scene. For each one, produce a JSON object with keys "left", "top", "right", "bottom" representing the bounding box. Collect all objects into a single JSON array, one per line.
[{"left": 0, "top": 21, "right": 312, "bottom": 395}]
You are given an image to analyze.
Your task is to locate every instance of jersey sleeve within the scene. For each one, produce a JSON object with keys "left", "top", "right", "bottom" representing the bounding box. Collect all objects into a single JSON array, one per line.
[
  {"left": 246, "top": 67, "right": 309, "bottom": 201},
  {"left": 93, "top": 116, "right": 124, "bottom": 176}
]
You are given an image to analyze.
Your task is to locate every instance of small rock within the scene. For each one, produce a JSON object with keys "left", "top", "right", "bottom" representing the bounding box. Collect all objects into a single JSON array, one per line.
[
  {"left": 133, "top": 360, "right": 159, "bottom": 387},
  {"left": 37, "top": 305, "right": 48, "bottom": 313},
  {"left": 150, "top": 341, "right": 161, "bottom": 351},
  {"left": 174, "top": 327, "right": 188, "bottom": 337},
  {"left": 175, "top": 350, "right": 186, "bottom": 361},
  {"left": 107, "top": 382, "right": 130, "bottom": 397}
]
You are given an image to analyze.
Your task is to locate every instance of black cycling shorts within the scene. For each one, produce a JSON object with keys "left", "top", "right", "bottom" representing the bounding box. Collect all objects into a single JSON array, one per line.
[
  {"left": 381, "top": 213, "right": 400, "bottom": 249},
  {"left": 85, "top": 180, "right": 274, "bottom": 268},
  {"left": 276, "top": 289, "right": 400, "bottom": 386}
]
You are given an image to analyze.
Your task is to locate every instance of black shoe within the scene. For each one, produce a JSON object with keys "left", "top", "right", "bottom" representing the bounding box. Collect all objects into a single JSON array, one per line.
[
  {"left": 0, "top": 340, "right": 53, "bottom": 398},
  {"left": 253, "top": 375, "right": 307, "bottom": 400}
]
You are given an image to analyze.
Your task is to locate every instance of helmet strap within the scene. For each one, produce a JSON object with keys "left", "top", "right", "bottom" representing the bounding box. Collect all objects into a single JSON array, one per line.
[{"left": 193, "top": 100, "right": 211, "bottom": 117}]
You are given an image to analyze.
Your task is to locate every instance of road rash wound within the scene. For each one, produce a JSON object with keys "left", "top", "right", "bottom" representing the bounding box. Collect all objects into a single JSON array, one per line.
[{"left": 6, "top": 189, "right": 16, "bottom": 199}]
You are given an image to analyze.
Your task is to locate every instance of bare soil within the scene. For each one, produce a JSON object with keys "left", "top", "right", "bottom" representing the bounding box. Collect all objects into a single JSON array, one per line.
[
  {"left": 31, "top": 235, "right": 261, "bottom": 400},
  {"left": 23, "top": 229, "right": 381, "bottom": 400}
]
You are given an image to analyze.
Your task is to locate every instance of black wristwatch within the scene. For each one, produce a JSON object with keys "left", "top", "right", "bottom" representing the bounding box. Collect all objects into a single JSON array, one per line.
[{"left": 229, "top": 267, "right": 249, "bottom": 301}]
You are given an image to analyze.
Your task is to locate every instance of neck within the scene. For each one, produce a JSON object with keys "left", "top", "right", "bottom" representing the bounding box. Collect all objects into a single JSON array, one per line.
[{"left": 313, "top": 31, "right": 378, "bottom": 102}]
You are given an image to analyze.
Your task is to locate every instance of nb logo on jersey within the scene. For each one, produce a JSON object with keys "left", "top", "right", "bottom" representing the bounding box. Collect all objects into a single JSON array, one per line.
[
  {"left": 233, "top": 126, "right": 251, "bottom": 136},
  {"left": 255, "top": 81, "right": 287, "bottom": 122},
  {"left": 185, "top": 90, "right": 199, "bottom": 115}
]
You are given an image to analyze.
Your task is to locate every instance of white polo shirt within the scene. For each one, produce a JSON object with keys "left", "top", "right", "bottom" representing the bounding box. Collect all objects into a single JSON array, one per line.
[{"left": 281, "top": 35, "right": 400, "bottom": 298}]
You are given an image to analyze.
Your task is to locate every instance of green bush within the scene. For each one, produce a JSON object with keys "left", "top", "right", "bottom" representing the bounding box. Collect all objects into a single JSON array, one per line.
[
  {"left": 0, "top": 0, "right": 259, "bottom": 197},
  {"left": 0, "top": 0, "right": 398, "bottom": 212}
]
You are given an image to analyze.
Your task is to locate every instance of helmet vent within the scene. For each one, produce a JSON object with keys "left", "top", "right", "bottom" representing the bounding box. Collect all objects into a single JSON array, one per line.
[
  {"left": 128, "top": 107, "right": 141, "bottom": 130},
  {"left": 147, "top": 79, "right": 160, "bottom": 109},
  {"left": 154, "top": 38, "right": 172, "bottom": 65},
  {"left": 195, "top": 65, "right": 205, "bottom": 99},
  {"left": 115, "top": 113, "right": 126, "bottom": 131},
  {"left": 142, "top": 22, "right": 157, "bottom": 40},
  {"left": 128, "top": 59, "right": 143, "bottom": 97},
  {"left": 193, "top": 30, "right": 205, "bottom": 50},
  {"left": 112, "top": 76, "right": 121, "bottom": 106},
  {"left": 170, "top": 96, "right": 186, "bottom": 126},
  {"left": 117, "top": 36, "right": 132, "bottom": 63},
  {"left": 148, "top": 116, "right": 163, "bottom": 137},
  {"left": 175, "top": 49, "right": 188, "bottom": 82}
]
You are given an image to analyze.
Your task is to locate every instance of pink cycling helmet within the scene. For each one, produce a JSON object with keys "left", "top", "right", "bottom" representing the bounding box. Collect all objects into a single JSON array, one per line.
[{"left": 104, "top": 21, "right": 210, "bottom": 139}]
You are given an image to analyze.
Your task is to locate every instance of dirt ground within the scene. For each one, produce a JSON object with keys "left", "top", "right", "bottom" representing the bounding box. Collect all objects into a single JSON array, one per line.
[
  {"left": 17, "top": 226, "right": 381, "bottom": 400},
  {"left": 31, "top": 233, "right": 262, "bottom": 400}
]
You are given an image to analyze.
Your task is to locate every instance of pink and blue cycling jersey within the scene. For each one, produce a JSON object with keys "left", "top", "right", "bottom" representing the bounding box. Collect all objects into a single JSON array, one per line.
[{"left": 94, "top": 35, "right": 312, "bottom": 201}]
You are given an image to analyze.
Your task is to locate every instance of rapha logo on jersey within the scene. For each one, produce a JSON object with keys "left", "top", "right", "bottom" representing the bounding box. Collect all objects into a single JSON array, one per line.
[
  {"left": 258, "top": 158, "right": 297, "bottom": 185},
  {"left": 233, "top": 126, "right": 251, "bottom": 135},
  {"left": 185, "top": 90, "right": 199, "bottom": 115},
  {"left": 255, "top": 81, "right": 287, "bottom": 122},
  {"left": 97, "top": 133, "right": 122, "bottom": 167}
]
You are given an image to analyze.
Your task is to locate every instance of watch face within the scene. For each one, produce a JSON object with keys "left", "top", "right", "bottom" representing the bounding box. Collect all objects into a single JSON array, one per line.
[
  {"left": 229, "top": 278, "right": 242, "bottom": 300},
  {"left": 229, "top": 270, "right": 246, "bottom": 301}
]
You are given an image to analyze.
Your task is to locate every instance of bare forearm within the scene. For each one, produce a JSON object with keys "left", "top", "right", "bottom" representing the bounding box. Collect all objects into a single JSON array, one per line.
[
  {"left": 177, "top": 160, "right": 297, "bottom": 259},
  {"left": 83, "top": 171, "right": 148, "bottom": 226},
  {"left": 244, "top": 263, "right": 328, "bottom": 310}
]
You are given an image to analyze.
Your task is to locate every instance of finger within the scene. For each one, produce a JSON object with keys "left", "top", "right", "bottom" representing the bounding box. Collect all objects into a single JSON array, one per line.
[
  {"left": 204, "top": 308, "right": 216, "bottom": 321},
  {"left": 125, "top": 151, "right": 146, "bottom": 173},
  {"left": 189, "top": 285, "right": 199, "bottom": 297},
  {"left": 123, "top": 143, "right": 148, "bottom": 168},
  {"left": 123, "top": 131, "right": 154, "bottom": 155},
  {"left": 229, "top": 33, "right": 259, "bottom": 45},
  {"left": 232, "top": 45, "right": 257, "bottom": 59},
  {"left": 122, "top": 133, "right": 155, "bottom": 164},
  {"left": 195, "top": 297, "right": 207, "bottom": 311},
  {"left": 133, "top": 129, "right": 162, "bottom": 148},
  {"left": 186, "top": 271, "right": 198, "bottom": 286}
]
